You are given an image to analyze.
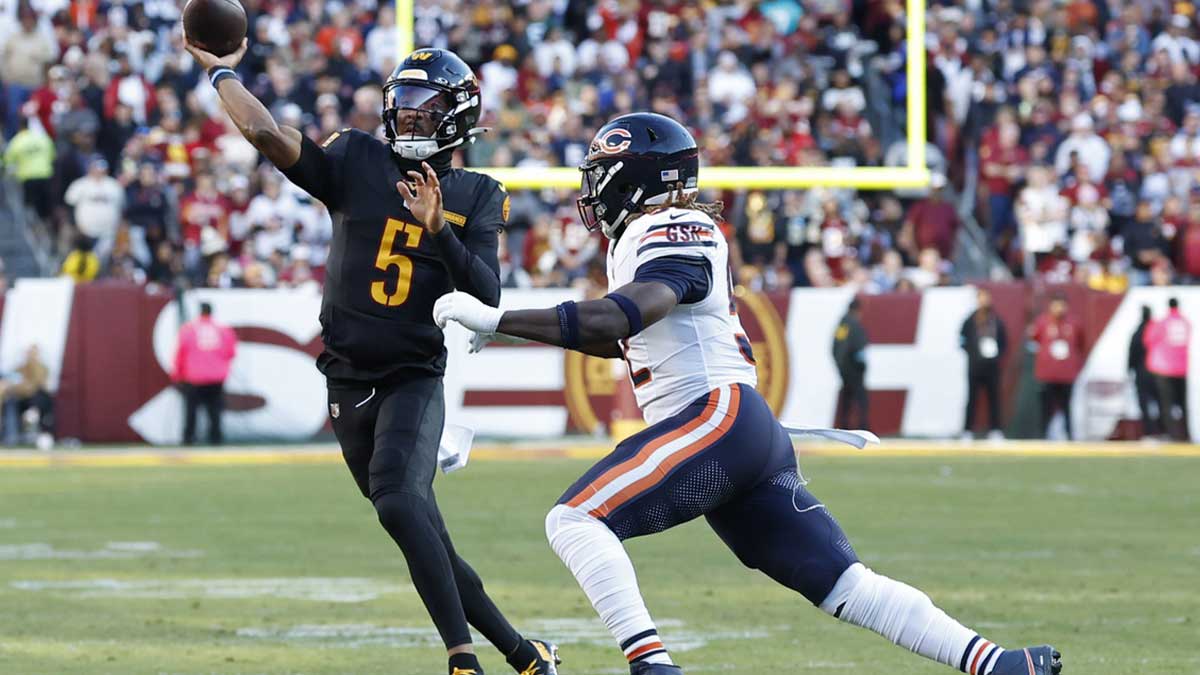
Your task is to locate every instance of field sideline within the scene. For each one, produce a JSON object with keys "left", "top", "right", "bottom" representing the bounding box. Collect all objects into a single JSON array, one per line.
[
  {"left": 0, "top": 447, "right": 1196, "bottom": 674},
  {"left": 2, "top": 439, "right": 1199, "bottom": 469}
]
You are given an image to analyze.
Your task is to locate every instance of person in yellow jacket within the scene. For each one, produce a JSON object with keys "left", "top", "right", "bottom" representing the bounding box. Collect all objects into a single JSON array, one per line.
[
  {"left": 1, "top": 117, "right": 55, "bottom": 220},
  {"left": 59, "top": 236, "right": 100, "bottom": 283}
]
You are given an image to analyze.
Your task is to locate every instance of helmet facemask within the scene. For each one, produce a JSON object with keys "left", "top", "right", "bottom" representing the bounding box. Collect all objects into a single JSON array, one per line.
[
  {"left": 383, "top": 82, "right": 468, "bottom": 160},
  {"left": 577, "top": 159, "right": 648, "bottom": 239}
]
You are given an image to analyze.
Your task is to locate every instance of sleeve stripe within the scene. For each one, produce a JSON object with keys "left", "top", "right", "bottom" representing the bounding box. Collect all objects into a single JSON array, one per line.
[
  {"left": 444, "top": 210, "right": 467, "bottom": 226},
  {"left": 643, "top": 220, "right": 715, "bottom": 234},
  {"left": 639, "top": 229, "right": 714, "bottom": 244},
  {"left": 636, "top": 240, "right": 717, "bottom": 256}
]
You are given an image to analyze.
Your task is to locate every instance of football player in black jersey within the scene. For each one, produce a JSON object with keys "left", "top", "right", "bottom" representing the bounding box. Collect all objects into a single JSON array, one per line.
[{"left": 186, "top": 39, "right": 560, "bottom": 675}]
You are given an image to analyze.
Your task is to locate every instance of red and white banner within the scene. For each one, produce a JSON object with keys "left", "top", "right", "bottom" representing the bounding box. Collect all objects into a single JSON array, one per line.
[{"left": 3, "top": 281, "right": 1194, "bottom": 443}]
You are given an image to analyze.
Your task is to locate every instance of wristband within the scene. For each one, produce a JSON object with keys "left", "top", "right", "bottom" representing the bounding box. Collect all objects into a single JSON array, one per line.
[
  {"left": 556, "top": 301, "right": 581, "bottom": 349},
  {"left": 605, "top": 292, "right": 644, "bottom": 335},
  {"left": 208, "top": 66, "right": 240, "bottom": 88}
]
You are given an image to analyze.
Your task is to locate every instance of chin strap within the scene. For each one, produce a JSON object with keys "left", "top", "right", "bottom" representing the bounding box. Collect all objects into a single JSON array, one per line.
[{"left": 391, "top": 127, "right": 491, "bottom": 160}]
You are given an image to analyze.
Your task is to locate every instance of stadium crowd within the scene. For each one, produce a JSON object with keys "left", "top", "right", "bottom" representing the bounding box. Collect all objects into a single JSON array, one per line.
[{"left": 0, "top": 0, "right": 1199, "bottom": 293}]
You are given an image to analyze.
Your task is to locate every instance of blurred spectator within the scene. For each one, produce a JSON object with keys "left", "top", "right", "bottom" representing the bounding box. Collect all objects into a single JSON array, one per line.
[
  {"left": 1124, "top": 201, "right": 1171, "bottom": 286},
  {"left": 960, "top": 287, "right": 1008, "bottom": 440},
  {"left": 1030, "top": 294, "right": 1085, "bottom": 440},
  {"left": 104, "top": 227, "right": 147, "bottom": 284},
  {"left": 1, "top": 345, "right": 54, "bottom": 450},
  {"left": 365, "top": 5, "right": 399, "bottom": 76},
  {"left": 2, "top": 116, "right": 55, "bottom": 221},
  {"left": 1, "top": 7, "right": 57, "bottom": 136},
  {"left": 1054, "top": 114, "right": 1110, "bottom": 180},
  {"left": 1153, "top": 15, "right": 1200, "bottom": 66},
  {"left": 64, "top": 156, "right": 123, "bottom": 258},
  {"left": 172, "top": 302, "right": 237, "bottom": 445},
  {"left": 179, "top": 173, "right": 231, "bottom": 254},
  {"left": 124, "top": 162, "right": 175, "bottom": 260},
  {"left": 59, "top": 235, "right": 100, "bottom": 283},
  {"left": 1016, "top": 166, "right": 1069, "bottom": 269},
  {"left": 242, "top": 172, "right": 303, "bottom": 259},
  {"left": 707, "top": 51, "right": 755, "bottom": 121},
  {"left": 906, "top": 248, "right": 947, "bottom": 290},
  {"left": 978, "top": 115, "right": 1027, "bottom": 244},
  {"left": 901, "top": 173, "right": 959, "bottom": 261},
  {"left": 832, "top": 298, "right": 869, "bottom": 430},
  {"left": 147, "top": 240, "right": 184, "bottom": 287},
  {"left": 1128, "top": 305, "right": 1160, "bottom": 439},
  {"left": 1144, "top": 297, "right": 1192, "bottom": 441}
]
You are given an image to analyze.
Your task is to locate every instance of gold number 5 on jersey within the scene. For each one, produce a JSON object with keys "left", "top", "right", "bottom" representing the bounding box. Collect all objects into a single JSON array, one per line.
[{"left": 371, "top": 218, "right": 423, "bottom": 306}]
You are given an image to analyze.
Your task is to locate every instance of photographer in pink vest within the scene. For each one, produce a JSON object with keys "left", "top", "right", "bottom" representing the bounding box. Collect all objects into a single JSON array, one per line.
[
  {"left": 1143, "top": 298, "right": 1191, "bottom": 441},
  {"left": 172, "top": 302, "right": 237, "bottom": 445}
]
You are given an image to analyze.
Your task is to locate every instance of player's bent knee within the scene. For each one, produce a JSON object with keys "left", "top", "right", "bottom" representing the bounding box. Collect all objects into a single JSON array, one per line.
[
  {"left": 372, "top": 491, "right": 430, "bottom": 539},
  {"left": 544, "top": 504, "right": 579, "bottom": 547},
  {"left": 545, "top": 503, "right": 611, "bottom": 560}
]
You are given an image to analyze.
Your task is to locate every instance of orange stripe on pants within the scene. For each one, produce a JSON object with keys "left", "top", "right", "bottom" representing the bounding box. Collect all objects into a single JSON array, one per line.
[
  {"left": 590, "top": 386, "right": 741, "bottom": 518},
  {"left": 565, "top": 388, "right": 725, "bottom": 510}
]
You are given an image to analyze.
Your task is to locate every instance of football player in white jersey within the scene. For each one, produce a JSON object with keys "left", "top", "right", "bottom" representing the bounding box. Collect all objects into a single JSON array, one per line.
[{"left": 434, "top": 113, "right": 1061, "bottom": 675}]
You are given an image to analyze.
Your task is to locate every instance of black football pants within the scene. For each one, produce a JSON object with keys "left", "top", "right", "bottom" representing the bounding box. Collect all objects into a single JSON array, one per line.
[
  {"left": 835, "top": 368, "right": 869, "bottom": 430},
  {"left": 183, "top": 383, "right": 224, "bottom": 445},
  {"left": 328, "top": 375, "right": 522, "bottom": 652},
  {"left": 1156, "top": 375, "right": 1190, "bottom": 441},
  {"left": 964, "top": 369, "right": 1002, "bottom": 433},
  {"left": 1040, "top": 382, "right": 1074, "bottom": 440}
]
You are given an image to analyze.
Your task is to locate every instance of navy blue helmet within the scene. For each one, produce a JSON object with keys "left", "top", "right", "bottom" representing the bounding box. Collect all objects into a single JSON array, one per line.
[
  {"left": 382, "top": 48, "right": 484, "bottom": 161},
  {"left": 577, "top": 113, "right": 700, "bottom": 238}
]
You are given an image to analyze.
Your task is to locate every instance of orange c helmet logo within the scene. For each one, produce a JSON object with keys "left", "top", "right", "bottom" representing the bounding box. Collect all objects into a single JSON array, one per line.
[{"left": 593, "top": 127, "right": 633, "bottom": 155}]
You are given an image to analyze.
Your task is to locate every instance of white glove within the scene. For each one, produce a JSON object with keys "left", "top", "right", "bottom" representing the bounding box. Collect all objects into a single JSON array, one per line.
[
  {"left": 433, "top": 292, "right": 503, "bottom": 333},
  {"left": 468, "top": 331, "right": 529, "bottom": 354}
]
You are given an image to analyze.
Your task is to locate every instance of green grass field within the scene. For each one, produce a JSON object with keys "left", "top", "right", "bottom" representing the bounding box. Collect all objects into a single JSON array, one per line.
[{"left": 1, "top": 453, "right": 1197, "bottom": 674}]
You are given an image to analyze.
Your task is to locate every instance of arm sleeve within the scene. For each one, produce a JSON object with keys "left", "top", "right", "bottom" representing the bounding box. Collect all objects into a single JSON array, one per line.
[
  {"left": 280, "top": 131, "right": 349, "bottom": 211},
  {"left": 172, "top": 328, "right": 187, "bottom": 382},
  {"left": 997, "top": 318, "right": 1008, "bottom": 355},
  {"left": 633, "top": 255, "right": 712, "bottom": 304},
  {"left": 432, "top": 178, "right": 505, "bottom": 306}
]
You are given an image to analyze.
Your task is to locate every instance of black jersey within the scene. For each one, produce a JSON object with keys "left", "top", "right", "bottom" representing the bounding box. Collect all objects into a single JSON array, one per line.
[{"left": 282, "top": 128, "right": 506, "bottom": 383}]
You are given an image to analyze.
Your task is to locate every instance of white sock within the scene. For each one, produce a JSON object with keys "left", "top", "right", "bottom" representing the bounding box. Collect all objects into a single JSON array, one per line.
[
  {"left": 820, "top": 563, "right": 1004, "bottom": 674},
  {"left": 545, "top": 504, "right": 674, "bottom": 666}
]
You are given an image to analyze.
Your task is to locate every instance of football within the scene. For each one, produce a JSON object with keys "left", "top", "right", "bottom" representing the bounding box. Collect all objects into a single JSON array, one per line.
[{"left": 182, "top": 0, "right": 247, "bottom": 57}]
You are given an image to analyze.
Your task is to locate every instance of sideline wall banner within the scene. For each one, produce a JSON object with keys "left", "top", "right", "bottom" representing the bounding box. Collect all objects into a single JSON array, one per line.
[{"left": 5, "top": 282, "right": 1193, "bottom": 443}]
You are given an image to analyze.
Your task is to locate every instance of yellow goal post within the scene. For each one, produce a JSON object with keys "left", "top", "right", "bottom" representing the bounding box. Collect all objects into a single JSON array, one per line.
[{"left": 395, "top": 0, "right": 928, "bottom": 190}]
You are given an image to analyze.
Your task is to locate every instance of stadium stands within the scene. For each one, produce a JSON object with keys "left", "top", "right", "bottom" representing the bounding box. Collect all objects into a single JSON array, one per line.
[{"left": 1, "top": 0, "right": 1199, "bottom": 291}]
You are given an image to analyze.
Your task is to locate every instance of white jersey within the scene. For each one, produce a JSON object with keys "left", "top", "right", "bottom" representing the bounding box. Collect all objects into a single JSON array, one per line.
[{"left": 607, "top": 207, "right": 757, "bottom": 424}]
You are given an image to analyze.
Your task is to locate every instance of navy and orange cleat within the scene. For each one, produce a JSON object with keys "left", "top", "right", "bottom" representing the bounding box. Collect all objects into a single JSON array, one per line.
[
  {"left": 512, "top": 639, "right": 561, "bottom": 675},
  {"left": 629, "top": 663, "right": 684, "bottom": 675},
  {"left": 991, "top": 646, "right": 1063, "bottom": 675}
]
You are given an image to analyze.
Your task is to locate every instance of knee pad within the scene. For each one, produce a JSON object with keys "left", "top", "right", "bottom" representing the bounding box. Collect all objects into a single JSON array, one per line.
[
  {"left": 545, "top": 504, "right": 583, "bottom": 549},
  {"left": 545, "top": 504, "right": 612, "bottom": 562}
]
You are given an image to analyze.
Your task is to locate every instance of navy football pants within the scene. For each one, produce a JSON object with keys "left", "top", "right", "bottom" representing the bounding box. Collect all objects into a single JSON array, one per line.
[{"left": 558, "top": 383, "right": 859, "bottom": 605}]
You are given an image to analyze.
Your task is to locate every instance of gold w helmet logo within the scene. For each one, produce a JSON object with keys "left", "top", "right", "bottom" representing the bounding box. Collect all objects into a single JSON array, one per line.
[{"left": 408, "top": 50, "right": 435, "bottom": 62}]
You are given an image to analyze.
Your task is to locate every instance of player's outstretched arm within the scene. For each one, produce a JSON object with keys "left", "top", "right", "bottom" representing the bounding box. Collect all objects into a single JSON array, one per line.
[
  {"left": 185, "top": 39, "right": 302, "bottom": 169},
  {"left": 433, "top": 281, "right": 678, "bottom": 350}
]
